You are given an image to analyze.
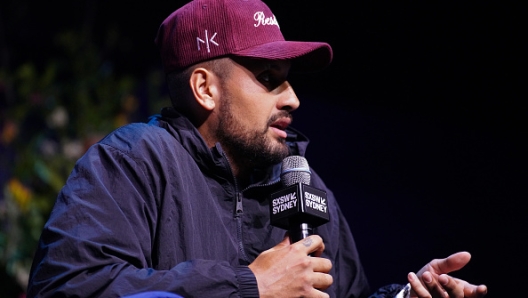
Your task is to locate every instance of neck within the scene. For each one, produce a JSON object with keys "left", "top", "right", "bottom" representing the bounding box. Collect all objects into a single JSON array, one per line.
[{"left": 223, "top": 148, "right": 255, "bottom": 188}]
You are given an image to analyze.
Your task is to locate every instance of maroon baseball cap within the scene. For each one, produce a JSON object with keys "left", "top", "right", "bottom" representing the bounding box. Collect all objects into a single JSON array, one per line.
[{"left": 155, "top": 0, "right": 333, "bottom": 74}]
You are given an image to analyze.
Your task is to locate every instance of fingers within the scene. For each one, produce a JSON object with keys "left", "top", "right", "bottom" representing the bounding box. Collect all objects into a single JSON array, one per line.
[
  {"left": 410, "top": 252, "right": 487, "bottom": 298},
  {"left": 306, "top": 289, "right": 331, "bottom": 298},
  {"left": 454, "top": 278, "right": 488, "bottom": 298},
  {"left": 290, "top": 236, "right": 332, "bottom": 273},
  {"left": 438, "top": 274, "right": 488, "bottom": 298},
  {"left": 313, "top": 271, "right": 334, "bottom": 291},
  {"left": 409, "top": 271, "right": 486, "bottom": 298},
  {"left": 291, "top": 236, "right": 333, "bottom": 290},
  {"left": 438, "top": 274, "right": 464, "bottom": 297},
  {"left": 409, "top": 271, "right": 448, "bottom": 298},
  {"left": 465, "top": 284, "right": 488, "bottom": 297},
  {"left": 430, "top": 251, "right": 471, "bottom": 275},
  {"left": 291, "top": 235, "right": 325, "bottom": 257},
  {"left": 250, "top": 234, "right": 333, "bottom": 298},
  {"left": 314, "top": 256, "right": 333, "bottom": 274}
]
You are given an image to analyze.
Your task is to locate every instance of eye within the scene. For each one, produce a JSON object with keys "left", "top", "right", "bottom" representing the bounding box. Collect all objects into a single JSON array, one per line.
[
  {"left": 257, "top": 70, "right": 284, "bottom": 91},
  {"left": 258, "top": 71, "right": 271, "bottom": 83}
]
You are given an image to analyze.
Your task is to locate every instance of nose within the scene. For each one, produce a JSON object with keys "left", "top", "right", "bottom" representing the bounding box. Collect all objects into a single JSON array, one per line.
[{"left": 276, "top": 81, "right": 300, "bottom": 112}]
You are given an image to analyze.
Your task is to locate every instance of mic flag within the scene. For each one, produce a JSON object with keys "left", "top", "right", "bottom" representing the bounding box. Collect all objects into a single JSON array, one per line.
[{"left": 270, "top": 156, "right": 330, "bottom": 242}]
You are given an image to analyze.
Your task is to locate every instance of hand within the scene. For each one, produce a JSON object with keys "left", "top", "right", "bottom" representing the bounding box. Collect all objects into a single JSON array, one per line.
[
  {"left": 248, "top": 235, "right": 333, "bottom": 298},
  {"left": 407, "top": 251, "right": 487, "bottom": 298}
]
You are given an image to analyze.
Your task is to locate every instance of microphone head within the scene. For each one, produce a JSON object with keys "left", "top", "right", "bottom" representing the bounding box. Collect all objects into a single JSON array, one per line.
[{"left": 281, "top": 155, "right": 311, "bottom": 186}]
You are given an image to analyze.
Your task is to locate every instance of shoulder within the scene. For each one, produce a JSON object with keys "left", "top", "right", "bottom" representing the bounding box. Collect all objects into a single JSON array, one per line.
[
  {"left": 309, "top": 168, "right": 334, "bottom": 198},
  {"left": 81, "top": 123, "right": 185, "bottom": 168},
  {"left": 99, "top": 123, "right": 179, "bottom": 154}
]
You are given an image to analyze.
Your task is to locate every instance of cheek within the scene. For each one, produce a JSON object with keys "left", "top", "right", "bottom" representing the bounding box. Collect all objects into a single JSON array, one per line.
[
  {"left": 224, "top": 78, "right": 274, "bottom": 126},
  {"left": 232, "top": 95, "right": 273, "bottom": 125},
  {"left": 244, "top": 101, "right": 272, "bottom": 126}
]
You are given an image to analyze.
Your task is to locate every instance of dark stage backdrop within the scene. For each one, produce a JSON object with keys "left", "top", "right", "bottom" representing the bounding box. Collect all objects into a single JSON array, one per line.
[{"left": 2, "top": 0, "right": 525, "bottom": 296}]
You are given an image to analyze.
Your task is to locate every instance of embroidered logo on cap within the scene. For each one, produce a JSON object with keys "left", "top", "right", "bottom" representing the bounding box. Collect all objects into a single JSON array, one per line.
[
  {"left": 196, "top": 30, "right": 219, "bottom": 52},
  {"left": 254, "top": 11, "right": 279, "bottom": 28}
]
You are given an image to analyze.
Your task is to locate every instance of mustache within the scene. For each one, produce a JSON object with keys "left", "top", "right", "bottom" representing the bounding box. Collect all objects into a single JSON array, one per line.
[{"left": 267, "top": 111, "right": 293, "bottom": 127}]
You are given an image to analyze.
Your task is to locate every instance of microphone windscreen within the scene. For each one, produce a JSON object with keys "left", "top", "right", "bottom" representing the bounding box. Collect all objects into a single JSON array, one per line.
[{"left": 281, "top": 155, "right": 311, "bottom": 186}]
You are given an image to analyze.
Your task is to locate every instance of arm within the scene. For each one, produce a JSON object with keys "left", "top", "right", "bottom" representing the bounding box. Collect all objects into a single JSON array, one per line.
[{"left": 27, "top": 134, "right": 257, "bottom": 297}]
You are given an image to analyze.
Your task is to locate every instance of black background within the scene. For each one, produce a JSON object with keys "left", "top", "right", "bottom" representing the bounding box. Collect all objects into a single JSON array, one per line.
[{"left": 2, "top": 0, "right": 526, "bottom": 296}]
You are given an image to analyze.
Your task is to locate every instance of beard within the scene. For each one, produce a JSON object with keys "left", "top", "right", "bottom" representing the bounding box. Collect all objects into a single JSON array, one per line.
[{"left": 215, "top": 93, "right": 290, "bottom": 169}]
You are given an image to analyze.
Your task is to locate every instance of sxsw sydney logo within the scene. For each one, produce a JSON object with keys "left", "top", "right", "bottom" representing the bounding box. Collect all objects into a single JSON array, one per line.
[{"left": 254, "top": 11, "right": 280, "bottom": 28}]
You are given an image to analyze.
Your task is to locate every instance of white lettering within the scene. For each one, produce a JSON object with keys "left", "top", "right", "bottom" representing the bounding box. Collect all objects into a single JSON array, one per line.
[
  {"left": 254, "top": 11, "right": 280, "bottom": 28},
  {"left": 196, "top": 30, "right": 218, "bottom": 52},
  {"left": 272, "top": 192, "right": 297, "bottom": 206},
  {"left": 272, "top": 198, "right": 298, "bottom": 214},
  {"left": 304, "top": 192, "right": 326, "bottom": 205},
  {"left": 305, "top": 199, "right": 327, "bottom": 213}
]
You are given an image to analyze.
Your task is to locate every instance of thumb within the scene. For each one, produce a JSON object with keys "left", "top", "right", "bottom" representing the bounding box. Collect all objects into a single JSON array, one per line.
[{"left": 431, "top": 251, "right": 472, "bottom": 274}]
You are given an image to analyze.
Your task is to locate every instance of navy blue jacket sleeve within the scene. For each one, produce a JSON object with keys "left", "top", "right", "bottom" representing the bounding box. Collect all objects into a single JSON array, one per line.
[{"left": 26, "top": 131, "right": 258, "bottom": 298}]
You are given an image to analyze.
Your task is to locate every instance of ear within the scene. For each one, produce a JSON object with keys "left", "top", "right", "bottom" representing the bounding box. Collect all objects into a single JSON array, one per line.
[{"left": 189, "top": 67, "right": 218, "bottom": 111}]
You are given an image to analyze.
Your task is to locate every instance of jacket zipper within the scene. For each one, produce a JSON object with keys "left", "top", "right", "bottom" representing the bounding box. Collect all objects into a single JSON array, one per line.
[
  {"left": 235, "top": 192, "right": 250, "bottom": 263},
  {"left": 220, "top": 151, "right": 251, "bottom": 263}
]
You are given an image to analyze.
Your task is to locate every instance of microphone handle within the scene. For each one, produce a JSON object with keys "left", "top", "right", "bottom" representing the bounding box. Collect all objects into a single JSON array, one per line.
[{"left": 289, "top": 222, "right": 313, "bottom": 243}]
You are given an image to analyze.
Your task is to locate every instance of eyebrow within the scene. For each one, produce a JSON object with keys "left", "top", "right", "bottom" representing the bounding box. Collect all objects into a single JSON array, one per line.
[
  {"left": 265, "top": 61, "right": 291, "bottom": 73},
  {"left": 234, "top": 57, "right": 290, "bottom": 78}
]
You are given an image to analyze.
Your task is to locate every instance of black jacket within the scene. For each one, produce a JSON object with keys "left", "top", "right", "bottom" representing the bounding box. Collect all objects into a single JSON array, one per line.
[{"left": 27, "top": 108, "right": 398, "bottom": 297}]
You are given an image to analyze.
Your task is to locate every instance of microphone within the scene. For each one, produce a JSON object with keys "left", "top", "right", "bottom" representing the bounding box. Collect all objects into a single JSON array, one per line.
[{"left": 270, "top": 155, "right": 330, "bottom": 243}]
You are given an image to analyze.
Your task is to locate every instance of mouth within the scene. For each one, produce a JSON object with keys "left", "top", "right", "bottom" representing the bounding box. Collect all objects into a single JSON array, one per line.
[{"left": 269, "top": 117, "right": 291, "bottom": 139}]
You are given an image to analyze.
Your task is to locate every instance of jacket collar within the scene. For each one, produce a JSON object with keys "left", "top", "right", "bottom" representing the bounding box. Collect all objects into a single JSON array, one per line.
[{"left": 150, "top": 107, "right": 311, "bottom": 187}]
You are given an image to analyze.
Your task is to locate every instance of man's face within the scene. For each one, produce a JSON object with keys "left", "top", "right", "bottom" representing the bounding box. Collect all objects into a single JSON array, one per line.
[{"left": 214, "top": 57, "right": 300, "bottom": 168}]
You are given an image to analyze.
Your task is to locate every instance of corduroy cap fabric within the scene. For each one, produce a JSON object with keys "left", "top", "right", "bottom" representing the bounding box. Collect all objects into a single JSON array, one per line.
[{"left": 155, "top": 0, "right": 333, "bottom": 74}]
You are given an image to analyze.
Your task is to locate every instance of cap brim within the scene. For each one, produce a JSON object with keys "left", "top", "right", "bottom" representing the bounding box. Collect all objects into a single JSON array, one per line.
[{"left": 232, "top": 41, "right": 333, "bottom": 73}]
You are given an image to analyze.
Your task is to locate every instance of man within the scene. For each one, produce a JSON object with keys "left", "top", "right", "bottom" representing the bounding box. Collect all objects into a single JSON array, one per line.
[{"left": 27, "top": 0, "right": 488, "bottom": 297}]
